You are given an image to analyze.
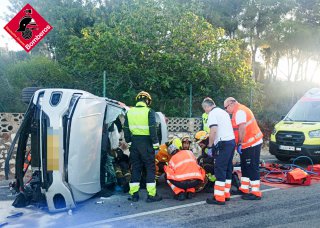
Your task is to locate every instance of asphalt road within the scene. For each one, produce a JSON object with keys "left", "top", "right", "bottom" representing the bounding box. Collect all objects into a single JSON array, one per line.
[{"left": 1, "top": 154, "right": 319, "bottom": 228}]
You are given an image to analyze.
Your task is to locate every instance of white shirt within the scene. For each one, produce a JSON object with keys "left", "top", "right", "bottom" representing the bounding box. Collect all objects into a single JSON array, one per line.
[
  {"left": 207, "top": 107, "right": 235, "bottom": 145},
  {"left": 235, "top": 109, "right": 263, "bottom": 146}
]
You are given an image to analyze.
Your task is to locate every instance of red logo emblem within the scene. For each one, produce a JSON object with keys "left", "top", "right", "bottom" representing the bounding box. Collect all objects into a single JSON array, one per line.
[{"left": 4, "top": 4, "right": 53, "bottom": 52}]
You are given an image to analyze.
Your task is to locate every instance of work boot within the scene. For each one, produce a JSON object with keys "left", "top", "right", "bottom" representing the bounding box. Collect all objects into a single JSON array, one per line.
[
  {"left": 186, "top": 192, "right": 195, "bottom": 199},
  {"left": 241, "top": 193, "right": 261, "bottom": 200},
  {"left": 128, "top": 192, "right": 139, "bottom": 202},
  {"left": 146, "top": 194, "right": 162, "bottom": 203},
  {"left": 174, "top": 192, "right": 186, "bottom": 201},
  {"left": 206, "top": 197, "right": 225, "bottom": 205}
]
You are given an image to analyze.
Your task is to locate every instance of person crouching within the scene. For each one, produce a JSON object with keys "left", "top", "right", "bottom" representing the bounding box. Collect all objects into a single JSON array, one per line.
[{"left": 164, "top": 138, "right": 206, "bottom": 201}]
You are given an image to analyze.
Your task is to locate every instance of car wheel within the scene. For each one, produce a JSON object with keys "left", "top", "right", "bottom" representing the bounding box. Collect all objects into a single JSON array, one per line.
[
  {"left": 275, "top": 155, "right": 290, "bottom": 162},
  {"left": 21, "top": 87, "right": 42, "bottom": 104}
]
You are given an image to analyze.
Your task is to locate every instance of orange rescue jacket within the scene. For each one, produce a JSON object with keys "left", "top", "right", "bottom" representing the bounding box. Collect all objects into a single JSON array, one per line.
[
  {"left": 231, "top": 103, "right": 263, "bottom": 149},
  {"left": 164, "top": 150, "right": 206, "bottom": 182}
]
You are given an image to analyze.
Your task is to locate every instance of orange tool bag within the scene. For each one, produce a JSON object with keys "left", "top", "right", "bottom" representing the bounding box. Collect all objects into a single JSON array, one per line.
[{"left": 286, "top": 168, "right": 311, "bottom": 186}]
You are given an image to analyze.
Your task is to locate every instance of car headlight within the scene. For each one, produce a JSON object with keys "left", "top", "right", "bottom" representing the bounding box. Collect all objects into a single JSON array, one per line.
[
  {"left": 309, "top": 130, "right": 320, "bottom": 138},
  {"left": 272, "top": 128, "right": 276, "bottom": 135}
]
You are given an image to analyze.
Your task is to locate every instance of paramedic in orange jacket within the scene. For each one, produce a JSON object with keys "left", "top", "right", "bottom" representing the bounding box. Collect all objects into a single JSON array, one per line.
[
  {"left": 224, "top": 97, "right": 263, "bottom": 200},
  {"left": 164, "top": 138, "right": 206, "bottom": 201}
]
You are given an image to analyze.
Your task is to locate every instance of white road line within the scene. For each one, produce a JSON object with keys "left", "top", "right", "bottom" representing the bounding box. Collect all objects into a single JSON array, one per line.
[
  {"left": 76, "top": 187, "right": 280, "bottom": 227},
  {"left": 0, "top": 186, "right": 9, "bottom": 189}
]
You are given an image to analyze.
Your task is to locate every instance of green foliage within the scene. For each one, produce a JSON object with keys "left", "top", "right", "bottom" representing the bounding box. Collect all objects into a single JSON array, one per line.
[
  {"left": 65, "top": 1, "right": 253, "bottom": 116},
  {"left": 1, "top": 56, "right": 73, "bottom": 112}
]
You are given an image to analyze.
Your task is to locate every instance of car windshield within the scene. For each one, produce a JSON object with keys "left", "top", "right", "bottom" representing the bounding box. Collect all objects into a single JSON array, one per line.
[
  {"left": 105, "top": 105, "right": 126, "bottom": 124},
  {"left": 285, "top": 100, "right": 320, "bottom": 122}
]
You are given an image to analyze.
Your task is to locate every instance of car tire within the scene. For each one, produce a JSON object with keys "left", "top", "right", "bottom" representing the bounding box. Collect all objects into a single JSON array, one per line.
[
  {"left": 275, "top": 155, "right": 290, "bottom": 162},
  {"left": 21, "top": 87, "right": 42, "bottom": 104}
]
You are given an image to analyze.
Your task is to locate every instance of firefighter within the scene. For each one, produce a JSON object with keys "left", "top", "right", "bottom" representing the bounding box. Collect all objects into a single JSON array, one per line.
[
  {"left": 181, "top": 135, "right": 192, "bottom": 150},
  {"left": 164, "top": 138, "right": 206, "bottom": 201},
  {"left": 155, "top": 142, "right": 172, "bottom": 180},
  {"left": 124, "top": 91, "right": 162, "bottom": 202},
  {"left": 201, "top": 97, "right": 213, "bottom": 133},
  {"left": 224, "top": 97, "right": 263, "bottom": 200},
  {"left": 202, "top": 98, "right": 236, "bottom": 205},
  {"left": 194, "top": 131, "right": 216, "bottom": 184}
]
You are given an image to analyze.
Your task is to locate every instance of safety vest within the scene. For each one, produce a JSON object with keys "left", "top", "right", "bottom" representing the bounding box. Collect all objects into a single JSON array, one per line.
[
  {"left": 202, "top": 113, "right": 210, "bottom": 133},
  {"left": 231, "top": 104, "right": 263, "bottom": 149},
  {"left": 164, "top": 150, "right": 206, "bottom": 182},
  {"left": 127, "top": 101, "right": 150, "bottom": 136}
]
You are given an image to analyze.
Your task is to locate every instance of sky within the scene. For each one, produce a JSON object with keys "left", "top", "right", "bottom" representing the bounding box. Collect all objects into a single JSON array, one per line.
[{"left": 0, "top": 0, "right": 23, "bottom": 51}]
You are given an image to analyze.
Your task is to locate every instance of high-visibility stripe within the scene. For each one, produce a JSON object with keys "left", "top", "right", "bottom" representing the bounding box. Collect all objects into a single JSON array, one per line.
[
  {"left": 245, "top": 117, "right": 255, "bottom": 127},
  {"left": 214, "top": 189, "right": 225, "bottom": 196},
  {"left": 215, "top": 181, "right": 225, "bottom": 187},
  {"left": 225, "top": 179, "right": 231, "bottom": 195},
  {"left": 129, "top": 125, "right": 149, "bottom": 129},
  {"left": 250, "top": 180, "right": 260, "bottom": 185},
  {"left": 167, "top": 180, "right": 184, "bottom": 194},
  {"left": 240, "top": 185, "right": 249, "bottom": 190},
  {"left": 130, "top": 182, "right": 140, "bottom": 187},
  {"left": 167, "top": 172, "right": 203, "bottom": 180},
  {"left": 241, "top": 177, "right": 250, "bottom": 182},
  {"left": 252, "top": 187, "right": 260, "bottom": 192},
  {"left": 243, "top": 132, "right": 263, "bottom": 145},
  {"left": 174, "top": 159, "right": 196, "bottom": 169},
  {"left": 214, "top": 185, "right": 225, "bottom": 191}
]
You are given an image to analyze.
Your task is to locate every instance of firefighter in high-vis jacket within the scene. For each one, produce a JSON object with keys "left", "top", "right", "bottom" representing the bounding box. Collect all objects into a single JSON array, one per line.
[
  {"left": 201, "top": 97, "right": 213, "bottom": 133},
  {"left": 124, "top": 91, "right": 162, "bottom": 202}
]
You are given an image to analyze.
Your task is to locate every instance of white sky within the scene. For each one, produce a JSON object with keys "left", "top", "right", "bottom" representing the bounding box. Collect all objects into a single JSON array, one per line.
[{"left": 0, "top": 0, "right": 23, "bottom": 51}]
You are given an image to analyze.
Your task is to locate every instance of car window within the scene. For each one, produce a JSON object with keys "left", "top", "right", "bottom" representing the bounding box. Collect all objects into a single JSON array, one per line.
[{"left": 105, "top": 105, "right": 126, "bottom": 125}]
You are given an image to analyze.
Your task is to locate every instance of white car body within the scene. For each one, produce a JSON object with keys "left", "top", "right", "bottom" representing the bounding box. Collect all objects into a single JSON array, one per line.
[{"left": 8, "top": 89, "right": 168, "bottom": 212}]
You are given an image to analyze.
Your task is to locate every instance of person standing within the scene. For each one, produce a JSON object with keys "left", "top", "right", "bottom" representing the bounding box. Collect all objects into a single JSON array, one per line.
[
  {"left": 124, "top": 91, "right": 162, "bottom": 202},
  {"left": 202, "top": 98, "right": 236, "bottom": 205},
  {"left": 224, "top": 97, "right": 263, "bottom": 200},
  {"left": 201, "top": 98, "right": 212, "bottom": 133}
]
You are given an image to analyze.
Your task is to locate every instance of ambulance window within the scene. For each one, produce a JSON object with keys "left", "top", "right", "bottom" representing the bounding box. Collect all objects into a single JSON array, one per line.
[{"left": 286, "top": 101, "right": 320, "bottom": 122}]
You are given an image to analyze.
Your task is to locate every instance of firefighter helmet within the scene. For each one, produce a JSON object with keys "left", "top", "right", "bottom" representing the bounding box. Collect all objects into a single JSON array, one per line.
[
  {"left": 167, "top": 138, "right": 182, "bottom": 154},
  {"left": 181, "top": 135, "right": 192, "bottom": 143},
  {"left": 136, "top": 91, "right": 152, "bottom": 106},
  {"left": 195, "top": 131, "right": 209, "bottom": 143}
]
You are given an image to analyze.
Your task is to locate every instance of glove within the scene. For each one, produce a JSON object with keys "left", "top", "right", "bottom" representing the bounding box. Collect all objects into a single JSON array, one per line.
[
  {"left": 207, "top": 147, "right": 213, "bottom": 157},
  {"left": 237, "top": 144, "right": 242, "bottom": 155}
]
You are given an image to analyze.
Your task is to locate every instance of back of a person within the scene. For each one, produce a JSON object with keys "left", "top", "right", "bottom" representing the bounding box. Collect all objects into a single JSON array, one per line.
[
  {"left": 209, "top": 107, "right": 235, "bottom": 141},
  {"left": 169, "top": 150, "right": 203, "bottom": 181}
]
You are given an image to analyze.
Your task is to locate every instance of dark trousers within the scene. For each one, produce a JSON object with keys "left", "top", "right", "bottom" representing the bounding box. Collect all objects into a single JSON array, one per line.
[
  {"left": 214, "top": 139, "right": 236, "bottom": 182},
  {"left": 170, "top": 179, "right": 202, "bottom": 190},
  {"left": 129, "top": 137, "right": 155, "bottom": 184},
  {"left": 240, "top": 143, "right": 262, "bottom": 181}
]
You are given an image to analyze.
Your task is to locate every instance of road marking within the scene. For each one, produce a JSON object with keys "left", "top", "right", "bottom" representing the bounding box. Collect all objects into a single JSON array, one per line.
[
  {"left": 0, "top": 186, "right": 9, "bottom": 189},
  {"left": 76, "top": 187, "right": 280, "bottom": 227}
]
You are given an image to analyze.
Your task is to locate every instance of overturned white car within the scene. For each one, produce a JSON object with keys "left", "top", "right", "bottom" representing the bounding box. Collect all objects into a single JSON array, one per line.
[{"left": 5, "top": 89, "right": 168, "bottom": 212}]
